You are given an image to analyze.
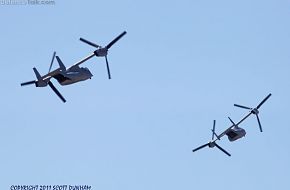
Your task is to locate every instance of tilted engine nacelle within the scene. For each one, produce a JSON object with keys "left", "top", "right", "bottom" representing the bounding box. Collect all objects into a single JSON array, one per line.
[
  {"left": 94, "top": 48, "right": 108, "bottom": 57},
  {"left": 35, "top": 80, "right": 47, "bottom": 87}
]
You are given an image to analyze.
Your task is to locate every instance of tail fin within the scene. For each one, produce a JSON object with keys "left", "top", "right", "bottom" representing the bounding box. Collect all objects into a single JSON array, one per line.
[
  {"left": 33, "top": 67, "right": 42, "bottom": 80},
  {"left": 228, "top": 117, "right": 237, "bottom": 127},
  {"left": 33, "top": 67, "right": 47, "bottom": 87},
  {"left": 55, "top": 56, "right": 66, "bottom": 71}
]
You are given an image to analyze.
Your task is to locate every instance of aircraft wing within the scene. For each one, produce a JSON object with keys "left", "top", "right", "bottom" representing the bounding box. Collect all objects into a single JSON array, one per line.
[
  {"left": 41, "top": 68, "right": 62, "bottom": 82},
  {"left": 40, "top": 53, "right": 95, "bottom": 80},
  {"left": 71, "top": 53, "right": 95, "bottom": 68},
  {"left": 215, "top": 112, "right": 252, "bottom": 141}
]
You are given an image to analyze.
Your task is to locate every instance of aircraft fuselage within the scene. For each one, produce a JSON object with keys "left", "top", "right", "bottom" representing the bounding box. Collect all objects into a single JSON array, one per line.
[
  {"left": 53, "top": 66, "right": 93, "bottom": 85},
  {"left": 226, "top": 127, "right": 246, "bottom": 142}
]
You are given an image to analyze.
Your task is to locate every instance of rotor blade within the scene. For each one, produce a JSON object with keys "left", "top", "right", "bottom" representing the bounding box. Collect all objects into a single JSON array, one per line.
[
  {"left": 105, "top": 56, "right": 111, "bottom": 79},
  {"left": 48, "top": 81, "right": 66, "bottom": 103},
  {"left": 106, "top": 31, "right": 127, "bottom": 49},
  {"left": 21, "top": 80, "right": 35, "bottom": 86},
  {"left": 212, "top": 120, "right": 216, "bottom": 140},
  {"left": 79, "top": 38, "right": 101, "bottom": 48},
  {"left": 256, "top": 114, "right": 263, "bottom": 132},
  {"left": 214, "top": 143, "right": 231, "bottom": 156},
  {"left": 48, "top": 51, "right": 56, "bottom": 73},
  {"left": 256, "top": 93, "right": 272, "bottom": 109},
  {"left": 192, "top": 143, "right": 209, "bottom": 153},
  {"left": 234, "top": 104, "right": 252, "bottom": 110}
]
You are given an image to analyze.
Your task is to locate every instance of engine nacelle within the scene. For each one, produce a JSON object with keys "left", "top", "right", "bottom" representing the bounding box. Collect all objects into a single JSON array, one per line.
[
  {"left": 94, "top": 48, "right": 108, "bottom": 57},
  {"left": 208, "top": 142, "right": 216, "bottom": 148},
  {"left": 35, "top": 80, "right": 47, "bottom": 87},
  {"left": 251, "top": 108, "right": 259, "bottom": 115}
]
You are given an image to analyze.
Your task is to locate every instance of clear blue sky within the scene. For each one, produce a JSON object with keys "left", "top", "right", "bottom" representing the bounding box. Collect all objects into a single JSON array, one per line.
[{"left": 1, "top": 0, "right": 290, "bottom": 189}]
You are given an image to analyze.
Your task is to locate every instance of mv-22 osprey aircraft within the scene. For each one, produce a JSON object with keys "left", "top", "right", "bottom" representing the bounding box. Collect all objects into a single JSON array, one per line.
[
  {"left": 192, "top": 93, "right": 271, "bottom": 156},
  {"left": 21, "top": 31, "right": 127, "bottom": 103}
]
